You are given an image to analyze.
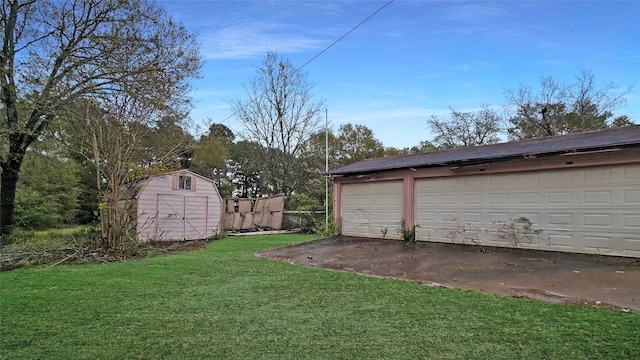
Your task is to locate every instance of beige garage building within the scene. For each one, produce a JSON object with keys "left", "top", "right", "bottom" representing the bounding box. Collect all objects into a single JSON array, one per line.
[{"left": 327, "top": 126, "right": 640, "bottom": 257}]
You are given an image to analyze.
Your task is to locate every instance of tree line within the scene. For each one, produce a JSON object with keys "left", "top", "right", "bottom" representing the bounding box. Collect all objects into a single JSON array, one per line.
[
  {"left": 1, "top": 0, "right": 200, "bottom": 248},
  {"left": 427, "top": 70, "right": 634, "bottom": 149},
  {"left": 1, "top": 1, "right": 634, "bottom": 250}
]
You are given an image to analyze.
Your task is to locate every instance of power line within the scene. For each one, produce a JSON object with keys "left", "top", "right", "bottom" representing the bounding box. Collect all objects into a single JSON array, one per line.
[
  {"left": 214, "top": 0, "right": 395, "bottom": 127},
  {"left": 296, "top": 0, "right": 395, "bottom": 72}
]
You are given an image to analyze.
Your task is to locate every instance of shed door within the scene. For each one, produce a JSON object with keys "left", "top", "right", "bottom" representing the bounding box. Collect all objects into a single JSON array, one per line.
[
  {"left": 341, "top": 180, "right": 404, "bottom": 239},
  {"left": 414, "top": 164, "right": 640, "bottom": 257},
  {"left": 156, "top": 194, "right": 209, "bottom": 240}
]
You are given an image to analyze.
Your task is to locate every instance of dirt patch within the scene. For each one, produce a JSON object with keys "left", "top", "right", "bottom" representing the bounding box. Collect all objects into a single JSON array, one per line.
[{"left": 257, "top": 237, "right": 640, "bottom": 312}]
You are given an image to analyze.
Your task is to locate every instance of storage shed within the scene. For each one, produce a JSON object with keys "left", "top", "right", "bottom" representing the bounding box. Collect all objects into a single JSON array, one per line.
[
  {"left": 327, "top": 126, "right": 640, "bottom": 257},
  {"left": 130, "top": 170, "right": 223, "bottom": 241}
]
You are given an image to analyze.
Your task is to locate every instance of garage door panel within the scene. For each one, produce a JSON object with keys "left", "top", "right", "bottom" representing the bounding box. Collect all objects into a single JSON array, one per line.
[
  {"left": 343, "top": 223, "right": 357, "bottom": 234},
  {"left": 341, "top": 181, "right": 403, "bottom": 239},
  {"left": 489, "top": 193, "right": 509, "bottom": 205},
  {"left": 625, "top": 166, "right": 640, "bottom": 178},
  {"left": 583, "top": 213, "right": 611, "bottom": 227},
  {"left": 585, "top": 235, "right": 611, "bottom": 250},
  {"left": 490, "top": 175, "right": 509, "bottom": 186},
  {"left": 584, "top": 191, "right": 611, "bottom": 204},
  {"left": 442, "top": 212, "right": 457, "bottom": 222},
  {"left": 515, "top": 213, "right": 539, "bottom": 224},
  {"left": 342, "top": 210, "right": 356, "bottom": 220},
  {"left": 415, "top": 163, "right": 640, "bottom": 257},
  {"left": 623, "top": 237, "right": 640, "bottom": 251},
  {"left": 548, "top": 234, "right": 573, "bottom": 247},
  {"left": 625, "top": 215, "right": 640, "bottom": 227},
  {"left": 489, "top": 213, "right": 509, "bottom": 223},
  {"left": 550, "top": 171, "right": 572, "bottom": 182},
  {"left": 387, "top": 210, "right": 403, "bottom": 222},
  {"left": 419, "top": 211, "right": 436, "bottom": 222},
  {"left": 463, "top": 194, "right": 481, "bottom": 204},
  {"left": 549, "top": 192, "right": 572, "bottom": 204},
  {"left": 584, "top": 168, "right": 610, "bottom": 181},
  {"left": 419, "top": 194, "right": 436, "bottom": 205},
  {"left": 624, "top": 190, "right": 640, "bottom": 203},
  {"left": 549, "top": 213, "right": 573, "bottom": 226},
  {"left": 357, "top": 198, "right": 369, "bottom": 206},
  {"left": 464, "top": 212, "right": 482, "bottom": 224},
  {"left": 370, "top": 211, "right": 385, "bottom": 221},
  {"left": 517, "top": 173, "right": 539, "bottom": 184},
  {"left": 517, "top": 193, "right": 539, "bottom": 204},
  {"left": 441, "top": 195, "right": 457, "bottom": 205}
]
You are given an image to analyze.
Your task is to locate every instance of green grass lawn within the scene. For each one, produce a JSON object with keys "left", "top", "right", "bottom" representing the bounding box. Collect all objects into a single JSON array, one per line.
[{"left": 1, "top": 234, "right": 639, "bottom": 359}]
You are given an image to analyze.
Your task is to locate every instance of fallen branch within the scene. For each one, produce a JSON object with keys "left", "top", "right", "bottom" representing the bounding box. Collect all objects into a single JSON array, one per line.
[{"left": 50, "top": 248, "right": 82, "bottom": 267}]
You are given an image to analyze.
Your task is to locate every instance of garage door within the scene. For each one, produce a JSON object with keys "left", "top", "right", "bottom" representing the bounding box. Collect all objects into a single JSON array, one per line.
[
  {"left": 341, "top": 181, "right": 404, "bottom": 239},
  {"left": 415, "top": 164, "right": 640, "bottom": 257}
]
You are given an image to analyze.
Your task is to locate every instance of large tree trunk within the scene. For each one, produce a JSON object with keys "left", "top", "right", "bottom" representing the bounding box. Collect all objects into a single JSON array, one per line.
[{"left": 0, "top": 147, "right": 26, "bottom": 237}]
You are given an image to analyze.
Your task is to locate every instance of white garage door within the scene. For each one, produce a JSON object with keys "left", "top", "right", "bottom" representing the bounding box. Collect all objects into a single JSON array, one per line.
[
  {"left": 415, "top": 164, "right": 640, "bottom": 257},
  {"left": 341, "top": 181, "right": 404, "bottom": 239}
]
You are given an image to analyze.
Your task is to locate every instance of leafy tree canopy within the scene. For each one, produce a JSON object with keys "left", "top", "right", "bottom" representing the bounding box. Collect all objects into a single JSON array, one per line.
[
  {"left": 1, "top": 0, "right": 201, "bottom": 236},
  {"left": 504, "top": 70, "right": 633, "bottom": 140},
  {"left": 427, "top": 105, "right": 502, "bottom": 149}
]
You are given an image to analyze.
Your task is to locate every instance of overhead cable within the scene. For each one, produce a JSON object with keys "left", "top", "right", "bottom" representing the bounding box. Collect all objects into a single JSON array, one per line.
[{"left": 296, "top": 0, "right": 395, "bottom": 72}]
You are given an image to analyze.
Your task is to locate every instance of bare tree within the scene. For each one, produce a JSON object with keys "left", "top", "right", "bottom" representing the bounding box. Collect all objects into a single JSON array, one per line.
[
  {"left": 427, "top": 105, "right": 502, "bottom": 149},
  {"left": 503, "top": 76, "right": 568, "bottom": 140},
  {"left": 568, "top": 69, "right": 633, "bottom": 131},
  {"left": 230, "top": 52, "right": 325, "bottom": 196},
  {"left": 0, "top": 0, "right": 201, "bottom": 237}
]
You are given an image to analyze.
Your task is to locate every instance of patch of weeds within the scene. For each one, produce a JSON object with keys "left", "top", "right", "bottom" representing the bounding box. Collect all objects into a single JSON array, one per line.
[
  {"left": 0, "top": 229, "right": 35, "bottom": 247},
  {"left": 443, "top": 217, "right": 479, "bottom": 245},
  {"left": 282, "top": 211, "right": 332, "bottom": 234},
  {"left": 397, "top": 218, "right": 418, "bottom": 242},
  {"left": 305, "top": 216, "right": 340, "bottom": 237},
  {"left": 322, "top": 217, "right": 339, "bottom": 237},
  {"left": 494, "top": 217, "right": 542, "bottom": 248},
  {"left": 210, "top": 230, "right": 228, "bottom": 241},
  {"left": 122, "top": 239, "right": 140, "bottom": 257},
  {"left": 1, "top": 225, "right": 97, "bottom": 252},
  {"left": 0, "top": 225, "right": 101, "bottom": 271}
]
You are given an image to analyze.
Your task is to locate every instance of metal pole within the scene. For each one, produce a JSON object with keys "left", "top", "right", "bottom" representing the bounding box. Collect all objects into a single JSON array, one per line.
[{"left": 325, "top": 108, "right": 329, "bottom": 231}]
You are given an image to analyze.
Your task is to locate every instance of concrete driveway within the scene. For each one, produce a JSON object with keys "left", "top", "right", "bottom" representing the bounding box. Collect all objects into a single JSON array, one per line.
[{"left": 257, "top": 237, "right": 640, "bottom": 312}]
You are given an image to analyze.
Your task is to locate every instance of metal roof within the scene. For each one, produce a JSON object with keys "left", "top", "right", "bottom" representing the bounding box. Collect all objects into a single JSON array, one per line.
[{"left": 326, "top": 125, "right": 640, "bottom": 177}]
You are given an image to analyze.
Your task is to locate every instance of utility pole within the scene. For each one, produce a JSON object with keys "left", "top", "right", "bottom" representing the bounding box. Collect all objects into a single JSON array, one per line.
[{"left": 325, "top": 109, "right": 329, "bottom": 231}]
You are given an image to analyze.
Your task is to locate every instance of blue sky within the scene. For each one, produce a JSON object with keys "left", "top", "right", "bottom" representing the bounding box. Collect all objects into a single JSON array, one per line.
[{"left": 157, "top": 0, "right": 640, "bottom": 149}]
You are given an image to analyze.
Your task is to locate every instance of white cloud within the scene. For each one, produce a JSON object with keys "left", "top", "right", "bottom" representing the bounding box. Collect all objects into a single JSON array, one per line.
[
  {"left": 326, "top": 106, "right": 449, "bottom": 148},
  {"left": 200, "top": 23, "right": 326, "bottom": 60}
]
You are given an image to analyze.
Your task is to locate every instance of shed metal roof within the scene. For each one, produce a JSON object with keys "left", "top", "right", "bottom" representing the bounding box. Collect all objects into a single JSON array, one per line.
[{"left": 326, "top": 125, "right": 640, "bottom": 177}]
